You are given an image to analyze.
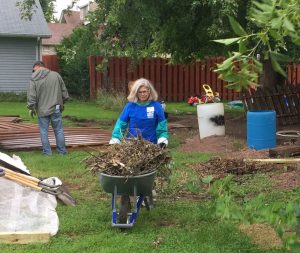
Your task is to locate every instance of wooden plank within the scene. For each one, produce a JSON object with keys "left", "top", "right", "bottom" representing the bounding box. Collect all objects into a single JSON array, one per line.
[
  {"left": 155, "top": 58, "right": 161, "bottom": 96},
  {"left": 0, "top": 232, "right": 50, "bottom": 244},
  {"left": 138, "top": 59, "right": 144, "bottom": 78},
  {"left": 216, "top": 57, "right": 224, "bottom": 100},
  {"left": 167, "top": 64, "right": 173, "bottom": 101},
  {"left": 95, "top": 56, "right": 103, "bottom": 92},
  {"left": 161, "top": 59, "right": 167, "bottom": 100},
  {"left": 195, "top": 61, "right": 200, "bottom": 96},
  {"left": 189, "top": 63, "right": 195, "bottom": 98},
  {"left": 150, "top": 58, "right": 156, "bottom": 86},
  {"left": 183, "top": 65, "right": 189, "bottom": 101},
  {"left": 173, "top": 65, "right": 178, "bottom": 102},
  {"left": 200, "top": 60, "right": 205, "bottom": 91},
  {"left": 109, "top": 57, "right": 116, "bottom": 90},
  {"left": 211, "top": 57, "right": 218, "bottom": 96},
  {"left": 286, "top": 83, "right": 300, "bottom": 122},
  {"left": 114, "top": 57, "right": 121, "bottom": 90},
  {"left": 178, "top": 65, "right": 184, "bottom": 101},
  {"left": 126, "top": 58, "right": 134, "bottom": 82},
  {"left": 206, "top": 58, "right": 212, "bottom": 87},
  {"left": 144, "top": 58, "right": 150, "bottom": 80},
  {"left": 89, "top": 56, "right": 96, "bottom": 98}
]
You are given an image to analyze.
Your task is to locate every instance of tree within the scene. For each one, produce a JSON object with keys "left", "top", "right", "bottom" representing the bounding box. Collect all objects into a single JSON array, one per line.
[
  {"left": 214, "top": 0, "right": 300, "bottom": 91},
  {"left": 56, "top": 25, "right": 100, "bottom": 98},
  {"left": 92, "top": 0, "right": 251, "bottom": 63},
  {"left": 17, "top": 0, "right": 57, "bottom": 22}
]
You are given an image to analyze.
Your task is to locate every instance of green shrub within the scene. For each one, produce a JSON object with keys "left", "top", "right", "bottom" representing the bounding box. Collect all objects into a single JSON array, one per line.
[
  {"left": 56, "top": 26, "right": 99, "bottom": 99},
  {"left": 96, "top": 88, "right": 127, "bottom": 112},
  {"left": 0, "top": 92, "right": 27, "bottom": 102}
]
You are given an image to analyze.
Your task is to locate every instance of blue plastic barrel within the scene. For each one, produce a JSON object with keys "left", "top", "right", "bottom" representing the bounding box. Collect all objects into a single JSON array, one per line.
[{"left": 247, "top": 110, "right": 276, "bottom": 150}]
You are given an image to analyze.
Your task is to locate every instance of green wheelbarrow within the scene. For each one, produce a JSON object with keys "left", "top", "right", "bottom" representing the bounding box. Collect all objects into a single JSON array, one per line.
[{"left": 99, "top": 170, "right": 156, "bottom": 228}]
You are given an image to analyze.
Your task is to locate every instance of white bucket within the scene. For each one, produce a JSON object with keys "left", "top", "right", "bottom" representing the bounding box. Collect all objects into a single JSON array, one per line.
[{"left": 197, "top": 103, "right": 225, "bottom": 139}]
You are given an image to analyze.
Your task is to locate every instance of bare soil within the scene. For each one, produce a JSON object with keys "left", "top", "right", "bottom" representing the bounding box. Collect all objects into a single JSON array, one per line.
[{"left": 168, "top": 112, "right": 300, "bottom": 191}]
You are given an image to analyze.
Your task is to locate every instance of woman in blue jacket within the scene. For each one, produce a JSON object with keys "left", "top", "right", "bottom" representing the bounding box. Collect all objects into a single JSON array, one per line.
[{"left": 109, "top": 78, "right": 168, "bottom": 148}]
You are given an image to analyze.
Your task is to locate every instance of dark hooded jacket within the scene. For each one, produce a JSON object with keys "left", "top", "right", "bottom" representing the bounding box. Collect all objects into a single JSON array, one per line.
[{"left": 27, "top": 68, "right": 69, "bottom": 117}]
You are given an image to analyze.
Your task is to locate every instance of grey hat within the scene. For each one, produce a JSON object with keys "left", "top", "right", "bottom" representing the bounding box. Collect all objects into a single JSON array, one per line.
[{"left": 32, "top": 61, "right": 45, "bottom": 68}]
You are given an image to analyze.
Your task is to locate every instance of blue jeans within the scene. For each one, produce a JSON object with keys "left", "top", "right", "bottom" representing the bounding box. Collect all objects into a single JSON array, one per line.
[{"left": 38, "top": 109, "right": 67, "bottom": 155}]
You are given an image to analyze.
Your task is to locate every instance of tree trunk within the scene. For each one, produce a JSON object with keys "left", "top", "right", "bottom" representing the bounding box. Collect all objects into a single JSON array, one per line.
[{"left": 259, "top": 59, "right": 286, "bottom": 88}]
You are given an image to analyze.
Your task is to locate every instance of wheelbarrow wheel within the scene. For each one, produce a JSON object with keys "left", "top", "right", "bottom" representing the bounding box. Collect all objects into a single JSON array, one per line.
[{"left": 119, "top": 195, "right": 131, "bottom": 224}]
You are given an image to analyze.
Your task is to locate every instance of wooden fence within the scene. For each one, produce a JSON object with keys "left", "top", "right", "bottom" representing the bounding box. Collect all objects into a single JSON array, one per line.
[
  {"left": 89, "top": 56, "right": 241, "bottom": 102},
  {"left": 42, "top": 55, "right": 60, "bottom": 72}
]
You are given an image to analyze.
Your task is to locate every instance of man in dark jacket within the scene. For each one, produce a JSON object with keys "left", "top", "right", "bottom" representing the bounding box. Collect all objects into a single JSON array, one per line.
[{"left": 27, "top": 61, "right": 69, "bottom": 155}]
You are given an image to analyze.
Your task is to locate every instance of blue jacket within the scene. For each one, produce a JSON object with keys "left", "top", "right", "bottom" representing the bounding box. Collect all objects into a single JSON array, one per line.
[{"left": 112, "top": 101, "right": 168, "bottom": 144}]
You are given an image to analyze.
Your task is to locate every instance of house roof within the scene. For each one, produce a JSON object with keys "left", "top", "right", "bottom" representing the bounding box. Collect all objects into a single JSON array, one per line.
[
  {"left": 42, "top": 23, "right": 78, "bottom": 45},
  {"left": 0, "top": 0, "right": 50, "bottom": 38},
  {"left": 43, "top": 11, "right": 81, "bottom": 46},
  {"left": 59, "top": 11, "right": 81, "bottom": 26}
]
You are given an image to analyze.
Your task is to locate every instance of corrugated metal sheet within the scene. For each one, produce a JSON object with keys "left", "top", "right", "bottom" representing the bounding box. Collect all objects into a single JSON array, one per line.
[
  {"left": 0, "top": 37, "right": 36, "bottom": 92},
  {"left": 0, "top": 118, "right": 111, "bottom": 151}
]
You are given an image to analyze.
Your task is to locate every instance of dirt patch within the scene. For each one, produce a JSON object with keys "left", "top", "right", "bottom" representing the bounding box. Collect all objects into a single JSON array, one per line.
[
  {"left": 169, "top": 112, "right": 300, "bottom": 191},
  {"left": 270, "top": 170, "right": 300, "bottom": 191},
  {"left": 239, "top": 224, "right": 282, "bottom": 249}
]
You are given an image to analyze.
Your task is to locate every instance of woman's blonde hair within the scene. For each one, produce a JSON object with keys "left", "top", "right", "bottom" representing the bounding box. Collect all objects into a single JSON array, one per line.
[{"left": 127, "top": 78, "right": 158, "bottom": 102}]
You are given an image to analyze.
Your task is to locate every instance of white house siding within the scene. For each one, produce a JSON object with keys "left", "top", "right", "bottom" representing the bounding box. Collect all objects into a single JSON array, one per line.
[{"left": 0, "top": 37, "right": 36, "bottom": 92}]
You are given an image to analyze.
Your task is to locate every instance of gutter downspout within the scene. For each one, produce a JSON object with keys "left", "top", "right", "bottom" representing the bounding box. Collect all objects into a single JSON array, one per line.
[{"left": 36, "top": 36, "right": 41, "bottom": 60}]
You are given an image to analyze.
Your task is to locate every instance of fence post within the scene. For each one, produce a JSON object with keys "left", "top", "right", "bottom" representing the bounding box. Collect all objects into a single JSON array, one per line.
[{"left": 89, "top": 56, "right": 96, "bottom": 99}]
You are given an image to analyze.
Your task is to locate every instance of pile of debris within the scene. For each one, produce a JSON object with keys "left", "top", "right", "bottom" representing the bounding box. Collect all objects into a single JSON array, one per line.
[
  {"left": 85, "top": 138, "right": 171, "bottom": 177},
  {"left": 194, "top": 157, "right": 298, "bottom": 179}
]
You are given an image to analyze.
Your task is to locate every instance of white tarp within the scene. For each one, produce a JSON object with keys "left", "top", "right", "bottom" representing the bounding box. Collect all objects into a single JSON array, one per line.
[
  {"left": 0, "top": 152, "right": 30, "bottom": 174},
  {"left": 0, "top": 177, "right": 59, "bottom": 236},
  {"left": 0, "top": 152, "right": 59, "bottom": 236}
]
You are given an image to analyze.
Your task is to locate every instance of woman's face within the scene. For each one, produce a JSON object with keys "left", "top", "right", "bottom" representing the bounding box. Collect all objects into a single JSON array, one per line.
[{"left": 137, "top": 86, "right": 150, "bottom": 102}]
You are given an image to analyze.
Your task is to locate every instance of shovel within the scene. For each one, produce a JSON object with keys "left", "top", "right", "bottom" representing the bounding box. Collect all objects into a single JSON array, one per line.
[{"left": 0, "top": 166, "right": 76, "bottom": 206}]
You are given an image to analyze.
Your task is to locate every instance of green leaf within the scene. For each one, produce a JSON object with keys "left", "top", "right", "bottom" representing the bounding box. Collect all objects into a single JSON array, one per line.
[
  {"left": 283, "top": 17, "right": 295, "bottom": 32},
  {"left": 221, "top": 73, "right": 240, "bottom": 82},
  {"left": 228, "top": 16, "right": 247, "bottom": 37},
  {"left": 269, "top": 29, "right": 281, "bottom": 40},
  {"left": 216, "top": 52, "right": 241, "bottom": 71},
  {"left": 270, "top": 17, "right": 282, "bottom": 29},
  {"left": 269, "top": 51, "right": 291, "bottom": 62},
  {"left": 213, "top": 38, "right": 241, "bottom": 45},
  {"left": 238, "top": 39, "right": 247, "bottom": 54},
  {"left": 202, "top": 175, "right": 214, "bottom": 184},
  {"left": 270, "top": 55, "right": 287, "bottom": 77},
  {"left": 252, "top": 1, "right": 273, "bottom": 13}
]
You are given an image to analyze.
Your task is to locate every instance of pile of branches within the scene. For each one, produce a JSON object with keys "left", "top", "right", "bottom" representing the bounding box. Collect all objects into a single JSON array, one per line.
[
  {"left": 85, "top": 138, "right": 171, "bottom": 177},
  {"left": 195, "top": 157, "right": 277, "bottom": 179}
]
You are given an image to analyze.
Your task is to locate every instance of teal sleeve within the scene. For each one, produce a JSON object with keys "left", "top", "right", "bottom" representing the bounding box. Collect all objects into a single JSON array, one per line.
[
  {"left": 156, "top": 119, "right": 168, "bottom": 139},
  {"left": 112, "top": 119, "right": 128, "bottom": 140}
]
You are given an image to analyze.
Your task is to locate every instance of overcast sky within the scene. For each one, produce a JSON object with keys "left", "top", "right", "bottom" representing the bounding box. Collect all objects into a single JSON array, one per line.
[{"left": 53, "top": 0, "right": 90, "bottom": 19}]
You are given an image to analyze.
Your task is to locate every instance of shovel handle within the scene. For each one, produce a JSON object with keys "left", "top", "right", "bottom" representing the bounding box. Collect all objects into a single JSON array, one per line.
[
  {"left": 3, "top": 173, "right": 59, "bottom": 195},
  {"left": 4, "top": 173, "right": 43, "bottom": 191},
  {"left": 1, "top": 166, "right": 59, "bottom": 189}
]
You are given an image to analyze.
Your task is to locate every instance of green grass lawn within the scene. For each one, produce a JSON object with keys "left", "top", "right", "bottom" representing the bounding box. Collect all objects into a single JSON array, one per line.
[{"left": 0, "top": 101, "right": 293, "bottom": 253}]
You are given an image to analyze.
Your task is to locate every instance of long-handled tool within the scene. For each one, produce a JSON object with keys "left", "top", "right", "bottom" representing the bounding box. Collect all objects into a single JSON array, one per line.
[{"left": 0, "top": 166, "right": 76, "bottom": 206}]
